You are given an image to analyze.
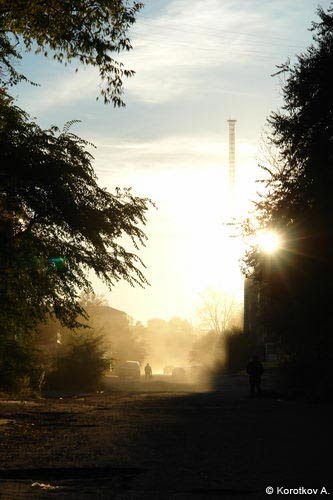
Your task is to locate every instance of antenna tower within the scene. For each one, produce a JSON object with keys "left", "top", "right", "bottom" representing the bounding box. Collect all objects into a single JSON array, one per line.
[{"left": 227, "top": 119, "right": 237, "bottom": 190}]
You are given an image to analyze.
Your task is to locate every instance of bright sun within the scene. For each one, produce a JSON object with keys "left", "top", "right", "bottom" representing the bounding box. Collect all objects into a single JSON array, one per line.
[{"left": 257, "top": 230, "right": 280, "bottom": 254}]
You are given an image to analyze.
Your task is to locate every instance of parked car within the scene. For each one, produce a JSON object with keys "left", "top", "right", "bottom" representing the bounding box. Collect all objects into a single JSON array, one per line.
[
  {"left": 171, "top": 367, "right": 186, "bottom": 381},
  {"left": 117, "top": 361, "right": 141, "bottom": 380},
  {"left": 163, "top": 365, "right": 175, "bottom": 375},
  {"left": 189, "top": 364, "right": 205, "bottom": 381}
]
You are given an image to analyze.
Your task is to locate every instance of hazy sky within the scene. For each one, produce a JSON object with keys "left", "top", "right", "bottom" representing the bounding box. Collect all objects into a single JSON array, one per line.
[{"left": 15, "top": 0, "right": 332, "bottom": 323}]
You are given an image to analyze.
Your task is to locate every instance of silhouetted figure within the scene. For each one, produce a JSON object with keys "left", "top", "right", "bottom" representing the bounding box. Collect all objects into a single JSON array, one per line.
[
  {"left": 246, "top": 355, "right": 264, "bottom": 398},
  {"left": 144, "top": 363, "right": 152, "bottom": 380}
]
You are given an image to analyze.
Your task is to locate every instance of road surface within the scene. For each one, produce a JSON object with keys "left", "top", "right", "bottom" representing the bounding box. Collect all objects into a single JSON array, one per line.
[{"left": 0, "top": 373, "right": 332, "bottom": 499}]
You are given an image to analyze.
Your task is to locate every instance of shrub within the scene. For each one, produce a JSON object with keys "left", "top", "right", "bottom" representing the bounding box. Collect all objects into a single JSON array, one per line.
[
  {"left": 0, "top": 337, "right": 44, "bottom": 394},
  {"left": 46, "top": 334, "right": 110, "bottom": 392}
]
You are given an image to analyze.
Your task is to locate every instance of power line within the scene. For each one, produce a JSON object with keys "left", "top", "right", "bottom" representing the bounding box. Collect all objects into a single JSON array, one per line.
[
  {"left": 134, "top": 27, "right": 303, "bottom": 52},
  {"left": 136, "top": 15, "right": 306, "bottom": 47},
  {"left": 131, "top": 18, "right": 305, "bottom": 62},
  {"left": 131, "top": 36, "right": 295, "bottom": 61}
]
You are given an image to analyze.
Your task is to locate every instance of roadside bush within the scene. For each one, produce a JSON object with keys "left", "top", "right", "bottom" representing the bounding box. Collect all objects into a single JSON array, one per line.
[
  {"left": 0, "top": 337, "right": 44, "bottom": 394},
  {"left": 46, "top": 334, "right": 110, "bottom": 392}
]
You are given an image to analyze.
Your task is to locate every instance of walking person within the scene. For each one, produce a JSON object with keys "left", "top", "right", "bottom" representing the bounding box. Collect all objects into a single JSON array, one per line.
[
  {"left": 246, "top": 355, "right": 264, "bottom": 398},
  {"left": 144, "top": 363, "right": 152, "bottom": 381}
]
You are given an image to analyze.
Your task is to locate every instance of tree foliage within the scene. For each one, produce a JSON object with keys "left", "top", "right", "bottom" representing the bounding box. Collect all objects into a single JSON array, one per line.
[
  {"left": 0, "top": 2, "right": 150, "bottom": 393},
  {"left": 0, "top": 336, "right": 44, "bottom": 393},
  {"left": 0, "top": 0, "right": 143, "bottom": 105},
  {"left": 0, "top": 95, "right": 151, "bottom": 339},
  {"left": 244, "top": 5, "right": 333, "bottom": 389},
  {"left": 33, "top": 293, "right": 148, "bottom": 391}
]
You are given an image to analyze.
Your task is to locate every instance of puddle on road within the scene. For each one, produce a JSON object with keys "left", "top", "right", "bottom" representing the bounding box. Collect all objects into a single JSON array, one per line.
[
  {"left": 0, "top": 466, "right": 146, "bottom": 497},
  {"left": 0, "top": 418, "right": 15, "bottom": 426},
  {"left": 32, "top": 481, "right": 60, "bottom": 491}
]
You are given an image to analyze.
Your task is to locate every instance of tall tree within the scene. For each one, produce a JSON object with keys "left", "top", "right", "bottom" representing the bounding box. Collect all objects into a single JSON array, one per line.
[
  {"left": 0, "top": 2, "right": 147, "bottom": 392},
  {"left": 0, "top": 95, "right": 151, "bottom": 339},
  {"left": 244, "top": 5, "right": 333, "bottom": 388},
  {"left": 197, "top": 287, "right": 242, "bottom": 335},
  {"left": 0, "top": 0, "right": 143, "bottom": 105}
]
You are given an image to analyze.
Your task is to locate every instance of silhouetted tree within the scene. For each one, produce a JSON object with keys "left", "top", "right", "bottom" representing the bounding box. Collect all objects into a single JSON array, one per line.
[
  {"left": 0, "top": 96, "right": 151, "bottom": 341},
  {"left": 33, "top": 294, "right": 147, "bottom": 390},
  {"left": 0, "top": 2, "right": 148, "bottom": 393},
  {"left": 0, "top": 336, "right": 44, "bottom": 393},
  {"left": 244, "top": 5, "right": 333, "bottom": 392},
  {"left": 0, "top": 0, "right": 143, "bottom": 105},
  {"left": 197, "top": 287, "right": 242, "bottom": 335}
]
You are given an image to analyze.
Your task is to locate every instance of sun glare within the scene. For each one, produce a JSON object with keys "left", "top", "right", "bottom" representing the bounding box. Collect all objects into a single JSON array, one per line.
[{"left": 257, "top": 230, "right": 280, "bottom": 254}]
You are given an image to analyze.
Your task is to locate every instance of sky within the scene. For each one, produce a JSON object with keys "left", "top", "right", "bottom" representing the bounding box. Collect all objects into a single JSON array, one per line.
[{"left": 15, "top": 0, "right": 333, "bottom": 324}]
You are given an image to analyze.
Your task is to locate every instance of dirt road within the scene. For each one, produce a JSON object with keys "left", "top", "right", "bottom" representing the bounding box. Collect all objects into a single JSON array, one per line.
[{"left": 0, "top": 373, "right": 332, "bottom": 499}]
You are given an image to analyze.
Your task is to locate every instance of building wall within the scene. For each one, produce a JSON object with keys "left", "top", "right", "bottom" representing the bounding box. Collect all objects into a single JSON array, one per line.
[{"left": 243, "top": 278, "right": 267, "bottom": 345}]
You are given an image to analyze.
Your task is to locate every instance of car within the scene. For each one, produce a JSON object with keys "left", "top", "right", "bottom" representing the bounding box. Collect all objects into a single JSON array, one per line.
[
  {"left": 117, "top": 360, "right": 141, "bottom": 380},
  {"left": 163, "top": 365, "right": 175, "bottom": 375},
  {"left": 171, "top": 367, "right": 186, "bottom": 381},
  {"left": 189, "top": 364, "right": 205, "bottom": 380}
]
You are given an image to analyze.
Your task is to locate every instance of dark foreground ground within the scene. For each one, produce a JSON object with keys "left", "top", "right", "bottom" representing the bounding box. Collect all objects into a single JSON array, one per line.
[{"left": 0, "top": 372, "right": 332, "bottom": 499}]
